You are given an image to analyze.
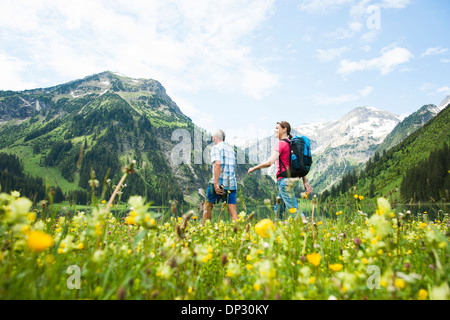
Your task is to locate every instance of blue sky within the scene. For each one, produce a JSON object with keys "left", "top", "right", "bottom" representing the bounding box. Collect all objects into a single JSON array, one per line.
[{"left": 0, "top": 0, "right": 449, "bottom": 144}]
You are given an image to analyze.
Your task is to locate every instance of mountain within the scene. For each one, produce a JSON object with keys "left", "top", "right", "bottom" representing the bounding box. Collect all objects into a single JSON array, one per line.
[
  {"left": 297, "top": 106, "right": 401, "bottom": 192},
  {"left": 321, "top": 104, "right": 450, "bottom": 202},
  {"left": 0, "top": 71, "right": 275, "bottom": 206},
  {"left": 248, "top": 106, "right": 400, "bottom": 192},
  {"left": 376, "top": 104, "right": 441, "bottom": 154}
]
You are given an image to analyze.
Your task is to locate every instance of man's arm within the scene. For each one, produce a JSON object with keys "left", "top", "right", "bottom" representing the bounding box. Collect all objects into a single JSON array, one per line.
[{"left": 213, "top": 161, "right": 223, "bottom": 194}]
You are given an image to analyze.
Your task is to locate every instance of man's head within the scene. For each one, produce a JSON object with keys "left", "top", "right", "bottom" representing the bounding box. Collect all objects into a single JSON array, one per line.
[{"left": 212, "top": 129, "right": 225, "bottom": 144}]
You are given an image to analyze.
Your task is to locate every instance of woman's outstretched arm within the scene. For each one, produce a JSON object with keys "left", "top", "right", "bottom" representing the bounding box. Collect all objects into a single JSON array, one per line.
[{"left": 248, "top": 150, "right": 279, "bottom": 174}]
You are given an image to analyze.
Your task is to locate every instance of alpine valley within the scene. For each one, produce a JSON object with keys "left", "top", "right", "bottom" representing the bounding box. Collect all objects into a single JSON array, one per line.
[{"left": 0, "top": 71, "right": 449, "bottom": 207}]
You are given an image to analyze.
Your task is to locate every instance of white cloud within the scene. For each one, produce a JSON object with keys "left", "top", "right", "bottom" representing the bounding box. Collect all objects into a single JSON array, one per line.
[
  {"left": 172, "top": 95, "right": 216, "bottom": 132},
  {"left": 380, "top": 0, "right": 411, "bottom": 9},
  {"left": 350, "top": 0, "right": 410, "bottom": 15},
  {"left": 325, "top": 27, "right": 357, "bottom": 40},
  {"left": 241, "top": 66, "right": 280, "bottom": 100},
  {"left": 360, "top": 29, "right": 379, "bottom": 42},
  {"left": 325, "top": 21, "right": 368, "bottom": 39},
  {"left": 421, "top": 47, "right": 449, "bottom": 57},
  {"left": 349, "top": 21, "right": 363, "bottom": 32},
  {"left": 400, "top": 66, "right": 414, "bottom": 72},
  {"left": 437, "top": 86, "right": 450, "bottom": 95},
  {"left": 298, "top": 0, "right": 354, "bottom": 14},
  {"left": 441, "top": 59, "right": 450, "bottom": 63},
  {"left": 0, "top": 0, "right": 278, "bottom": 98},
  {"left": 420, "top": 83, "right": 433, "bottom": 92},
  {"left": 313, "top": 86, "right": 374, "bottom": 105},
  {"left": 337, "top": 45, "right": 413, "bottom": 76},
  {"left": 0, "top": 53, "right": 36, "bottom": 90},
  {"left": 349, "top": 0, "right": 371, "bottom": 18},
  {"left": 359, "top": 86, "right": 374, "bottom": 97},
  {"left": 302, "top": 34, "right": 312, "bottom": 42},
  {"left": 317, "top": 47, "right": 349, "bottom": 62},
  {"left": 299, "top": 0, "right": 410, "bottom": 15}
]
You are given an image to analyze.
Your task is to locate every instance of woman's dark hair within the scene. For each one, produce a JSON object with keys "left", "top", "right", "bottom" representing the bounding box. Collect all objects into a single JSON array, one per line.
[{"left": 277, "top": 121, "right": 292, "bottom": 139}]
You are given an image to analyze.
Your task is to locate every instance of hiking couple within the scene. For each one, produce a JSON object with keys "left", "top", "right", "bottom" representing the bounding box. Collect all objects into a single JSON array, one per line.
[{"left": 203, "top": 121, "right": 313, "bottom": 223}]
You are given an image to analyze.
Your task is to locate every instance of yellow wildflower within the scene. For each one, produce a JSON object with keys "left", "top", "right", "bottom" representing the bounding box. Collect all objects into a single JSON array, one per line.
[
  {"left": 418, "top": 289, "right": 428, "bottom": 300},
  {"left": 359, "top": 195, "right": 364, "bottom": 201},
  {"left": 306, "top": 253, "right": 321, "bottom": 267},
  {"left": 21, "top": 225, "right": 30, "bottom": 234},
  {"left": 27, "top": 212, "right": 36, "bottom": 223},
  {"left": 202, "top": 254, "right": 212, "bottom": 263},
  {"left": 394, "top": 278, "right": 406, "bottom": 289},
  {"left": 255, "top": 219, "right": 275, "bottom": 238},
  {"left": 289, "top": 207, "right": 297, "bottom": 214},
  {"left": 26, "top": 231, "right": 54, "bottom": 252},
  {"left": 329, "top": 264, "right": 343, "bottom": 272},
  {"left": 125, "top": 211, "right": 137, "bottom": 225}
]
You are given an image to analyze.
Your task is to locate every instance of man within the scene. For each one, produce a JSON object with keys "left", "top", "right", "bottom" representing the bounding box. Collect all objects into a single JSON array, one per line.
[{"left": 203, "top": 130, "right": 238, "bottom": 223}]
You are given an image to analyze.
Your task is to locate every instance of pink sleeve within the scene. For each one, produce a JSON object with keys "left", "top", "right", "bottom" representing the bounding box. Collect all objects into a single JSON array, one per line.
[{"left": 274, "top": 141, "right": 281, "bottom": 153}]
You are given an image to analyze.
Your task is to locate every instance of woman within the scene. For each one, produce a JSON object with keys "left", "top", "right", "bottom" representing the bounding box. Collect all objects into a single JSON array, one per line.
[{"left": 248, "top": 121, "right": 313, "bottom": 219}]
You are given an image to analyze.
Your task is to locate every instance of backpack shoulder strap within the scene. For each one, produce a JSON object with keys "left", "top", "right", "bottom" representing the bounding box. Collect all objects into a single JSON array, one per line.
[{"left": 278, "top": 139, "right": 290, "bottom": 172}]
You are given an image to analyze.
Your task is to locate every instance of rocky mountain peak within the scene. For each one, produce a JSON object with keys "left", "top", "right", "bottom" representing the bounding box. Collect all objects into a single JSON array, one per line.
[{"left": 0, "top": 71, "right": 187, "bottom": 122}]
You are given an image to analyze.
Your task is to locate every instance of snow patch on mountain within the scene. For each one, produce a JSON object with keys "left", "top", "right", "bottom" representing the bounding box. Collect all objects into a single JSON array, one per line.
[{"left": 438, "top": 95, "right": 450, "bottom": 110}]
